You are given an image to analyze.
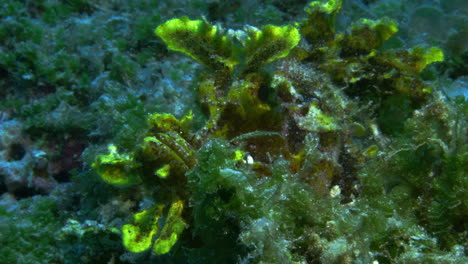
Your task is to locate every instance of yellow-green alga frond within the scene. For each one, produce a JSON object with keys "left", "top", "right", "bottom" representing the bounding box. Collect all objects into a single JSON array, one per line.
[
  {"left": 409, "top": 46, "right": 444, "bottom": 73},
  {"left": 155, "top": 164, "right": 171, "bottom": 179},
  {"left": 155, "top": 17, "right": 238, "bottom": 72},
  {"left": 209, "top": 74, "right": 282, "bottom": 138},
  {"left": 240, "top": 25, "right": 300, "bottom": 73},
  {"left": 92, "top": 145, "right": 138, "bottom": 186},
  {"left": 341, "top": 17, "right": 398, "bottom": 56},
  {"left": 122, "top": 205, "right": 164, "bottom": 253},
  {"left": 142, "top": 132, "right": 197, "bottom": 178},
  {"left": 153, "top": 200, "right": 187, "bottom": 255},
  {"left": 227, "top": 76, "right": 271, "bottom": 119},
  {"left": 307, "top": 0, "right": 342, "bottom": 14},
  {"left": 382, "top": 46, "right": 444, "bottom": 75},
  {"left": 366, "top": 18, "right": 398, "bottom": 43},
  {"left": 363, "top": 145, "right": 379, "bottom": 158},
  {"left": 147, "top": 111, "right": 193, "bottom": 135},
  {"left": 301, "top": 0, "right": 342, "bottom": 45},
  {"left": 233, "top": 150, "right": 245, "bottom": 162}
]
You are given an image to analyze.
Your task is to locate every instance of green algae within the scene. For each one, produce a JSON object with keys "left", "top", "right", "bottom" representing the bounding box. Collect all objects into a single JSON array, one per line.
[{"left": 84, "top": 0, "right": 466, "bottom": 262}]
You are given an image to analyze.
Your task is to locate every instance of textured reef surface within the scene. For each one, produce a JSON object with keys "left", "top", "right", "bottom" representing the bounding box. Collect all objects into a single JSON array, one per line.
[{"left": 0, "top": 0, "right": 466, "bottom": 263}]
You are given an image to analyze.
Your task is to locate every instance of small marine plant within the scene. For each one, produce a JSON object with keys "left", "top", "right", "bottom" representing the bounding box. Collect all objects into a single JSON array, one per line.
[{"left": 92, "top": 0, "right": 466, "bottom": 262}]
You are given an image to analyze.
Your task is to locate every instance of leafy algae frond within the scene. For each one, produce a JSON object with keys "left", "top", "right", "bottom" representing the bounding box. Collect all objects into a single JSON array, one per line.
[
  {"left": 92, "top": 144, "right": 138, "bottom": 186},
  {"left": 122, "top": 204, "right": 164, "bottom": 253},
  {"left": 240, "top": 24, "right": 300, "bottom": 72},
  {"left": 121, "top": 200, "right": 186, "bottom": 255},
  {"left": 301, "top": 0, "right": 342, "bottom": 45},
  {"left": 90, "top": 0, "right": 467, "bottom": 262},
  {"left": 155, "top": 16, "right": 300, "bottom": 75},
  {"left": 155, "top": 17, "right": 237, "bottom": 72},
  {"left": 340, "top": 17, "right": 398, "bottom": 56},
  {"left": 152, "top": 200, "right": 186, "bottom": 255}
]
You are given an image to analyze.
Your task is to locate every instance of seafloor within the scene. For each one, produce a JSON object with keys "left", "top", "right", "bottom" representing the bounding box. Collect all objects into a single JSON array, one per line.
[{"left": 0, "top": 0, "right": 466, "bottom": 263}]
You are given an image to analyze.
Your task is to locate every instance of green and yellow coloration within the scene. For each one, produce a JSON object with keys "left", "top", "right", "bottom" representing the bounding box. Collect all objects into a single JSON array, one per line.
[
  {"left": 92, "top": 145, "right": 138, "bottom": 186},
  {"left": 93, "top": 113, "right": 196, "bottom": 254},
  {"left": 340, "top": 17, "right": 398, "bottom": 56},
  {"left": 155, "top": 17, "right": 300, "bottom": 75},
  {"left": 155, "top": 17, "right": 237, "bottom": 72},
  {"left": 92, "top": 111, "right": 197, "bottom": 187},
  {"left": 147, "top": 111, "right": 193, "bottom": 135},
  {"left": 92, "top": 0, "right": 461, "bottom": 261},
  {"left": 141, "top": 132, "right": 196, "bottom": 178},
  {"left": 152, "top": 200, "right": 186, "bottom": 255},
  {"left": 300, "top": 0, "right": 342, "bottom": 47},
  {"left": 408, "top": 46, "right": 445, "bottom": 73},
  {"left": 241, "top": 24, "right": 300, "bottom": 72},
  {"left": 122, "top": 201, "right": 186, "bottom": 254},
  {"left": 122, "top": 204, "right": 164, "bottom": 253}
]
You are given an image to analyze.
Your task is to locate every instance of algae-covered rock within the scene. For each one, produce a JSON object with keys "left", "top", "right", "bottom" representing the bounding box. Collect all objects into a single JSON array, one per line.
[{"left": 88, "top": 0, "right": 466, "bottom": 262}]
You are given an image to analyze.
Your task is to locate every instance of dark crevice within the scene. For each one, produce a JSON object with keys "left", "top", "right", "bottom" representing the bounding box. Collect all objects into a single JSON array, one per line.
[
  {"left": 0, "top": 174, "right": 7, "bottom": 195},
  {"left": 13, "top": 186, "right": 40, "bottom": 199},
  {"left": 9, "top": 143, "right": 26, "bottom": 161},
  {"left": 54, "top": 171, "right": 72, "bottom": 183}
]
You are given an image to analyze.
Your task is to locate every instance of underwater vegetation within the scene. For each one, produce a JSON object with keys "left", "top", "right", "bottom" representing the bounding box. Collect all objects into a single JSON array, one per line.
[
  {"left": 91, "top": 0, "right": 467, "bottom": 263},
  {"left": 0, "top": 0, "right": 465, "bottom": 263}
]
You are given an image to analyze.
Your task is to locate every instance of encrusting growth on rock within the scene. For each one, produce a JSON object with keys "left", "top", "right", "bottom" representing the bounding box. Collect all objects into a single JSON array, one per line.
[{"left": 92, "top": 1, "right": 466, "bottom": 262}]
